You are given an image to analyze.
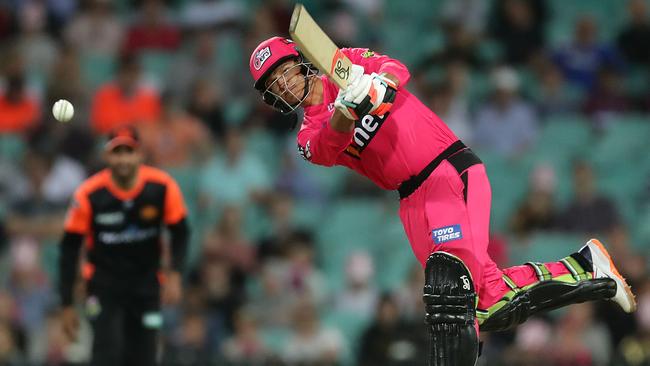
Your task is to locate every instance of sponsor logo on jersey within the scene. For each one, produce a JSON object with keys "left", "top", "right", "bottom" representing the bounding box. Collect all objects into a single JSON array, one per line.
[
  {"left": 298, "top": 140, "right": 312, "bottom": 161},
  {"left": 344, "top": 113, "right": 389, "bottom": 159},
  {"left": 96, "top": 211, "right": 125, "bottom": 225},
  {"left": 99, "top": 227, "right": 159, "bottom": 245},
  {"left": 432, "top": 224, "right": 463, "bottom": 244},
  {"left": 361, "top": 50, "right": 375, "bottom": 58},
  {"left": 254, "top": 46, "right": 272, "bottom": 70},
  {"left": 140, "top": 205, "right": 159, "bottom": 221}
]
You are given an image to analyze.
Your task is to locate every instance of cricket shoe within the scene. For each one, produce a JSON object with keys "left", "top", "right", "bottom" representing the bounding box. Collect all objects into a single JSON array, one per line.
[{"left": 579, "top": 238, "right": 637, "bottom": 313}]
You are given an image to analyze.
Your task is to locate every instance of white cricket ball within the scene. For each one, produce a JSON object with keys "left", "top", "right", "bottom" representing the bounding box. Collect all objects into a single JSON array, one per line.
[{"left": 52, "top": 99, "right": 74, "bottom": 122}]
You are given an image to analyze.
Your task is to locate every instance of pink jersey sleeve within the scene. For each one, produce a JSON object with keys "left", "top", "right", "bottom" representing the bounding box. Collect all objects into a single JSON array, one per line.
[
  {"left": 342, "top": 48, "right": 411, "bottom": 87},
  {"left": 297, "top": 113, "right": 352, "bottom": 167}
]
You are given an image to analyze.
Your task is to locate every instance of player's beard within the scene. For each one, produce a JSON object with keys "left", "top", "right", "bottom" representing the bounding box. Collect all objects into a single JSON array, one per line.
[
  {"left": 111, "top": 163, "right": 138, "bottom": 189},
  {"left": 282, "top": 73, "right": 314, "bottom": 107},
  {"left": 261, "top": 60, "right": 318, "bottom": 114}
]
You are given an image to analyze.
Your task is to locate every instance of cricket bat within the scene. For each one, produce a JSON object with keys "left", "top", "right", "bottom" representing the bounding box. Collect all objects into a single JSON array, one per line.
[{"left": 289, "top": 3, "right": 352, "bottom": 89}]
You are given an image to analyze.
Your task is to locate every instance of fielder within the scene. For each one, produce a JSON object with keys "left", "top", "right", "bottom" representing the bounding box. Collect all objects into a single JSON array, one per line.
[{"left": 249, "top": 37, "right": 636, "bottom": 366}]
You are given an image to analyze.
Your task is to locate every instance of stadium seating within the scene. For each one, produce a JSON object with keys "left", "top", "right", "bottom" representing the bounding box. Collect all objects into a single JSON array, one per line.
[
  {"left": 80, "top": 53, "right": 115, "bottom": 92},
  {"left": 508, "top": 231, "right": 586, "bottom": 265}
]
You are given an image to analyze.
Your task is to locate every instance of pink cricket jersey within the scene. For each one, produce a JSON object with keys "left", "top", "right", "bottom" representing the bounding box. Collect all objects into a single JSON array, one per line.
[{"left": 297, "top": 48, "right": 459, "bottom": 190}]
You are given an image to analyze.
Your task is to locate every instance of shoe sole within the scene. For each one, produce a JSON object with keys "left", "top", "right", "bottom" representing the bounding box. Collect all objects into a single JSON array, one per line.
[{"left": 588, "top": 239, "right": 637, "bottom": 313}]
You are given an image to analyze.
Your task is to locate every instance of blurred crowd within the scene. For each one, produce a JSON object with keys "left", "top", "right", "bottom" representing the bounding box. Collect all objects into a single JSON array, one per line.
[{"left": 0, "top": 0, "right": 649, "bottom": 365}]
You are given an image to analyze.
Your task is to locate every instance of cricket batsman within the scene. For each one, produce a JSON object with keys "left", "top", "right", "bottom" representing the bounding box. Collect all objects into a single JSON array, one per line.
[{"left": 248, "top": 37, "right": 636, "bottom": 365}]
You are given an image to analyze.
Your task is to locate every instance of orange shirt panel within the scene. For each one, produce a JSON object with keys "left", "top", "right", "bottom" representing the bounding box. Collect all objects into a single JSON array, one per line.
[
  {"left": 63, "top": 171, "right": 111, "bottom": 234},
  {"left": 138, "top": 166, "right": 187, "bottom": 225}
]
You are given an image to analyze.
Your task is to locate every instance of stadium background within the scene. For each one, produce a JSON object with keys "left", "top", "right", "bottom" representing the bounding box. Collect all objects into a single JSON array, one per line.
[{"left": 0, "top": 0, "right": 649, "bottom": 364}]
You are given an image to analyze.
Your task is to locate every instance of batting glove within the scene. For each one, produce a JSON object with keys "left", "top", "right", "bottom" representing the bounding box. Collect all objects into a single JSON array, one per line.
[{"left": 334, "top": 72, "right": 397, "bottom": 120}]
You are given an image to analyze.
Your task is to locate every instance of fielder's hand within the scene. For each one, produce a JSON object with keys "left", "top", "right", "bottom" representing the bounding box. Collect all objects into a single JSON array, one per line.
[
  {"left": 335, "top": 72, "right": 397, "bottom": 120},
  {"left": 61, "top": 306, "right": 79, "bottom": 341},
  {"left": 161, "top": 271, "right": 183, "bottom": 306}
]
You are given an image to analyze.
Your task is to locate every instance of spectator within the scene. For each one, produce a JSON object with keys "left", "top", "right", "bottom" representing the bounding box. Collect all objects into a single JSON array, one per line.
[
  {"left": 139, "top": 93, "right": 212, "bottom": 169},
  {"left": 550, "top": 303, "right": 612, "bottom": 366},
  {"left": 358, "top": 293, "right": 427, "bottom": 366},
  {"left": 0, "top": 292, "right": 26, "bottom": 361},
  {"left": 284, "top": 235, "right": 327, "bottom": 306},
  {"left": 441, "top": 0, "right": 489, "bottom": 37},
  {"left": 606, "top": 225, "right": 648, "bottom": 288},
  {"left": 122, "top": 0, "right": 180, "bottom": 54},
  {"left": 199, "top": 128, "right": 271, "bottom": 208},
  {"left": 0, "top": 157, "right": 30, "bottom": 212},
  {"left": 27, "top": 310, "right": 78, "bottom": 365},
  {"left": 221, "top": 309, "right": 269, "bottom": 363},
  {"left": 595, "top": 226, "right": 646, "bottom": 350},
  {"left": 283, "top": 298, "right": 344, "bottom": 365},
  {"left": 426, "top": 20, "right": 481, "bottom": 67},
  {"left": 186, "top": 79, "right": 226, "bottom": 141},
  {"left": 257, "top": 195, "right": 306, "bottom": 260},
  {"left": 6, "top": 144, "right": 84, "bottom": 240},
  {"left": 15, "top": 1, "right": 59, "bottom": 79},
  {"left": 473, "top": 66, "right": 539, "bottom": 156},
  {"left": 617, "top": 0, "right": 650, "bottom": 65},
  {"left": 430, "top": 81, "right": 471, "bottom": 143},
  {"left": 394, "top": 263, "right": 425, "bottom": 321},
  {"left": 13, "top": 140, "right": 85, "bottom": 207},
  {"left": 615, "top": 278, "right": 650, "bottom": 365},
  {"left": 203, "top": 205, "right": 257, "bottom": 274},
  {"left": 168, "top": 30, "right": 223, "bottom": 103},
  {"left": 510, "top": 163, "right": 559, "bottom": 238},
  {"left": 428, "top": 60, "right": 472, "bottom": 143},
  {"left": 43, "top": 47, "right": 96, "bottom": 166},
  {"left": 0, "top": 59, "right": 40, "bottom": 134},
  {"left": 490, "top": 0, "right": 547, "bottom": 64},
  {"left": 180, "top": 0, "right": 245, "bottom": 29},
  {"left": 4, "top": 238, "right": 54, "bottom": 347},
  {"left": 335, "top": 251, "right": 378, "bottom": 315},
  {"left": 553, "top": 15, "right": 624, "bottom": 91},
  {"left": 164, "top": 311, "right": 211, "bottom": 366},
  {"left": 246, "top": 260, "right": 295, "bottom": 329},
  {"left": 0, "top": 321, "right": 23, "bottom": 365},
  {"left": 583, "top": 66, "right": 632, "bottom": 122},
  {"left": 275, "top": 146, "right": 328, "bottom": 204},
  {"left": 64, "top": 0, "right": 125, "bottom": 58},
  {"left": 90, "top": 54, "right": 161, "bottom": 134},
  {"left": 500, "top": 318, "right": 553, "bottom": 365},
  {"left": 326, "top": 8, "right": 361, "bottom": 48},
  {"left": 256, "top": 0, "right": 294, "bottom": 37},
  {"left": 488, "top": 233, "right": 510, "bottom": 269},
  {"left": 558, "top": 160, "right": 620, "bottom": 233},
  {"left": 0, "top": 4, "right": 13, "bottom": 41},
  {"left": 194, "top": 258, "right": 245, "bottom": 348},
  {"left": 45, "top": 47, "right": 87, "bottom": 126},
  {"left": 532, "top": 59, "right": 580, "bottom": 117}
]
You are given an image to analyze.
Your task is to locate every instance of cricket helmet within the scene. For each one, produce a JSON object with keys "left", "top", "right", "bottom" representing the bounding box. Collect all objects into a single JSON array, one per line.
[{"left": 249, "top": 36, "right": 318, "bottom": 114}]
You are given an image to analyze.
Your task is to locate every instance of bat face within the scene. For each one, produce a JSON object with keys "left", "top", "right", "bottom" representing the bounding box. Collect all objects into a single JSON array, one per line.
[{"left": 289, "top": 3, "right": 353, "bottom": 89}]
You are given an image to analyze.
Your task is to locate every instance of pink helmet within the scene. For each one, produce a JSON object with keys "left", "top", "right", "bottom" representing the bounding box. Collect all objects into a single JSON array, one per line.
[
  {"left": 249, "top": 36, "right": 318, "bottom": 115},
  {"left": 250, "top": 36, "right": 300, "bottom": 90}
]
